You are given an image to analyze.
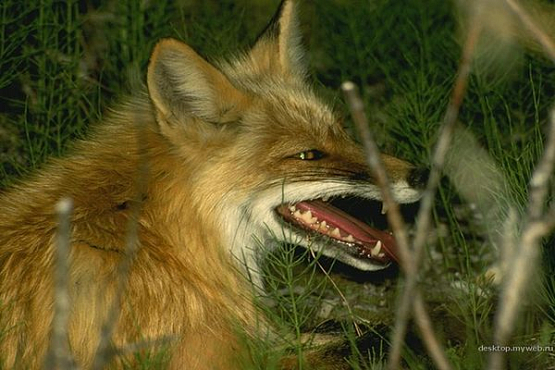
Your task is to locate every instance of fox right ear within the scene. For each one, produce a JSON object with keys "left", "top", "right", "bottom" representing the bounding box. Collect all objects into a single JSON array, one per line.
[
  {"left": 147, "top": 38, "right": 249, "bottom": 125},
  {"left": 246, "top": 0, "right": 307, "bottom": 80}
]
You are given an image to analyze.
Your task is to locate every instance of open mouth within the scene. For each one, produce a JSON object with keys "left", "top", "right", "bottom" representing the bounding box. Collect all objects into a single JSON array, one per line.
[{"left": 275, "top": 197, "right": 398, "bottom": 266}]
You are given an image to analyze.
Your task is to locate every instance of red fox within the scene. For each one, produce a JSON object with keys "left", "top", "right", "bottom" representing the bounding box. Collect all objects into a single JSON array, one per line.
[{"left": 0, "top": 1, "right": 425, "bottom": 368}]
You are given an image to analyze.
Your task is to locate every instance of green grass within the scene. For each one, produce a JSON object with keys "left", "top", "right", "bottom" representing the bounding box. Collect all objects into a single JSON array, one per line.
[{"left": 1, "top": 0, "right": 554, "bottom": 368}]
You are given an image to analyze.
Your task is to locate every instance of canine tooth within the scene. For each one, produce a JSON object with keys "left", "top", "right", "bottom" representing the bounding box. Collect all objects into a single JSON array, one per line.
[
  {"left": 300, "top": 210, "right": 317, "bottom": 224},
  {"left": 330, "top": 227, "right": 341, "bottom": 238},
  {"left": 293, "top": 210, "right": 302, "bottom": 219},
  {"left": 381, "top": 203, "right": 389, "bottom": 215},
  {"left": 299, "top": 210, "right": 318, "bottom": 225},
  {"left": 371, "top": 240, "right": 382, "bottom": 257},
  {"left": 330, "top": 228, "right": 341, "bottom": 238},
  {"left": 344, "top": 234, "right": 355, "bottom": 242}
]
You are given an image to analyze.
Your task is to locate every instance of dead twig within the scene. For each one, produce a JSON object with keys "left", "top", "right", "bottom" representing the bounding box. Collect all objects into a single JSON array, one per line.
[
  {"left": 503, "top": 0, "right": 555, "bottom": 63},
  {"left": 43, "top": 198, "right": 76, "bottom": 370},
  {"left": 489, "top": 107, "right": 555, "bottom": 370},
  {"left": 341, "top": 82, "right": 452, "bottom": 370},
  {"left": 413, "top": 292, "right": 451, "bottom": 370},
  {"left": 386, "top": 4, "right": 485, "bottom": 367},
  {"left": 341, "top": 82, "right": 413, "bottom": 273},
  {"left": 91, "top": 121, "right": 150, "bottom": 370}
]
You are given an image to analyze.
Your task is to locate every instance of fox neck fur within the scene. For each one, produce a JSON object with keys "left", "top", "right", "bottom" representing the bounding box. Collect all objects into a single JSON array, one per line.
[{"left": 0, "top": 94, "right": 258, "bottom": 367}]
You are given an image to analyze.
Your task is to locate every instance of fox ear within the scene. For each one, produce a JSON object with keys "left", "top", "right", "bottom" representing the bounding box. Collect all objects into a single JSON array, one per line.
[
  {"left": 147, "top": 38, "right": 249, "bottom": 124},
  {"left": 247, "top": 0, "right": 307, "bottom": 80}
]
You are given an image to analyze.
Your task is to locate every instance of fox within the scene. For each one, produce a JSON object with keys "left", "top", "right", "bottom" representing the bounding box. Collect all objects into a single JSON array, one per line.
[{"left": 0, "top": 1, "right": 427, "bottom": 369}]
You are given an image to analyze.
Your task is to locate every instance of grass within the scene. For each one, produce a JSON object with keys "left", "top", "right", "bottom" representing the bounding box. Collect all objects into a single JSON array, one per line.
[{"left": 1, "top": 0, "right": 554, "bottom": 368}]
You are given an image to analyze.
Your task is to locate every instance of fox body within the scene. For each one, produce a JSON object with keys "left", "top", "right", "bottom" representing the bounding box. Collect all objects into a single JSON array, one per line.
[{"left": 0, "top": 1, "right": 424, "bottom": 368}]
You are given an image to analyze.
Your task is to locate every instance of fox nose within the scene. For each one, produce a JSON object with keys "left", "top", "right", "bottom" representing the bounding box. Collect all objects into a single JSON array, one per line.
[{"left": 407, "top": 167, "right": 429, "bottom": 189}]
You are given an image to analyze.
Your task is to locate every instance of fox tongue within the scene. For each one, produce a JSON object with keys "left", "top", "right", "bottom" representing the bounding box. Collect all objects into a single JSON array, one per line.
[{"left": 290, "top": 199, "right": 398, "bottom": 263}]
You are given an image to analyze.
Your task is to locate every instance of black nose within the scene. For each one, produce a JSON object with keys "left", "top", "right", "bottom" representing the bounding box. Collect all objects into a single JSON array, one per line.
[{"left": 408, "top": 167, "right": 429, "bottom": 189}]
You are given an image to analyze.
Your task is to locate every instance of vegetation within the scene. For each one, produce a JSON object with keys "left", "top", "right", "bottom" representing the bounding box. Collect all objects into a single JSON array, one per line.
[{"left": 1, "top": 0, "right": 554, "bottom": 368}]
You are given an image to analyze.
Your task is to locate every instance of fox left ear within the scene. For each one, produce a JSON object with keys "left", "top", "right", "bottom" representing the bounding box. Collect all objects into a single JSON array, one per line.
[
  {"left": 247, "top": 0, "right": 307, "bottom": 80},
  {"left": 147, "top": 38, "right": 249, "bottom": 126}
]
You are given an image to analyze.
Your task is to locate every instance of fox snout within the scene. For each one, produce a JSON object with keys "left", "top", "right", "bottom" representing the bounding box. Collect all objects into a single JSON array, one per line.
[
  {"left": 407, "top": 167, "right": 430, "bottom": 189},
  {"left": 364, "top": 153, "right": 428, "bottom": 204}
]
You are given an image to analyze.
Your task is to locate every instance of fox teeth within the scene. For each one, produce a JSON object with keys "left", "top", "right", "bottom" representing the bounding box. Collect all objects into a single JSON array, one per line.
[
  {"left": 371, "top": 240, "right": 382, "bottom": 257},
  {"left": 301, "top": 210, "right": 313, "bottom": 223},
  {"left": 319, "top": 220, "right": 328, "bottom": 231},
  {"left": 330, "top": 228, "right": 341, "bottom": 238},
  {"left": 381, "top": 203, "right": 389, "bottom": 215},
  {"left": 322, "top": 196, "right": 330, "bottom": 202},
  {"left": 289, "top": 205, "right": 297, "bottom": 212},
  {"left": 308, "top": 211, "right": 319, "bottom": 224},
  {"left": 344, "top": 234, "right": 355, "bottom": 243},
  {"left": 295, "top": 210, "right": 318, "bottom": 225}
]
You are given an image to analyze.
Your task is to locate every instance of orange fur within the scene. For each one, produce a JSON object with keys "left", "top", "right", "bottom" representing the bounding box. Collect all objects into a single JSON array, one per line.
[{"left": 0, "top": 103, "right": 255, "bottom": 368}]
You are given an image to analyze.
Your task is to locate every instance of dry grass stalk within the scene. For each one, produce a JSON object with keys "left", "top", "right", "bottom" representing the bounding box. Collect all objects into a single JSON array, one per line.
[
  {"left": 91, "top": 122, "right": 150, "bottom": 370},
  {"left": 488, "top": 106, "right": 555, "bottom": 370},
  {"left": 503, "top": 0, "right": 555, "bottom": 62},
  {"left": 485, "top": 1, "right": 555, "bottom": 367},
  {"left": 43, "top": 198, "right": 76, "bottom": 370},
  {"left": 341, "top": 82, "right": 452, "bottom": 370},
  {"left": 342, "top": 3, "right": 485, "bottom": 367},
  {"left": 340, "top": 82, "right": 412, "bottom": 268},
  {"left": 384, "top": 5, "right": 485, "bottom": 369}
]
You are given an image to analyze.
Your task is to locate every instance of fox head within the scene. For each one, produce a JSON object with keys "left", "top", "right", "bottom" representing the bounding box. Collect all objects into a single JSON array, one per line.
[{"left": 146, "top": 1, "right": 426, "bottom": 285}]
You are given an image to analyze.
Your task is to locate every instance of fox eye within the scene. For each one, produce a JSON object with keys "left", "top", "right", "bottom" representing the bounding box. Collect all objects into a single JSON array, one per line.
[{"left": 295, "top": 149, "right": 325, "bottom": 160}]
